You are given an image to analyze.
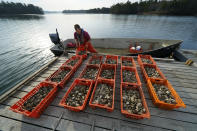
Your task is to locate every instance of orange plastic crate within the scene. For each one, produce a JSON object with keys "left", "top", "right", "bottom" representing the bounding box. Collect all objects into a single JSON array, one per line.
[
  {"left": 147, "top": 79, "right": 186, "bottom": 110},
  {"left": 121, "top": 66, "right": 141, "bottom": 86},
  {"left": 79, "top": 64, "right": 100, "bottom": 82},
  {"left": 120, "top": 83, "right": 150, "bottom": 119},
  {"left": 138, "top": 55, "right": 156, "bottom": 66},
  {"left": 104, "top": 55, "right": 118, "bottom": 66},
  {"left": 141, "top": 64, "right": 166, "bottom": 82},
  {"left": 88, "top": 55, "right": 103, "bottom": 66},
  {"left": 98, "top": 64, "right": 116, "bottom": 81},
  {"left": 76, "top": 46, "right": 87, "bottom": 59},
  {"left": 59, "top": 79, "right": 93, "bottom": 112},
  {"left": 46, "top": 66, "right": 73, "bottom": 88},
  {"left": 89, "top": 79, "right": 115, "bottom": 112},
  {"left": 121, "top": 56, "right": 136, "bottom": 68},
  {"left": 62, "top": 55, "right": 83, "bottom": 70},
  {"left": 10, "top": 82, "right": 58, "bottom": 118}
]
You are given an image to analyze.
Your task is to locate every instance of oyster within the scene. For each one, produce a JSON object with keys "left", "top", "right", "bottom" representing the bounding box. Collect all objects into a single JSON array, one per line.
[
  {"left": 122, "top": 70, "right": 137, "bottom": 83},
  {"left": 101, "top": 69, "right": 114, "bottom": 79},
  {"left": 92, "top": 83, "right": 113, "bottom": 107},
  {"left": 106, "top": 59, "right": 116, "bottom": 64},
  {"left": 22, "top": 86, "right": 53, "bottom": 111},
  {"left": 141, "top": 58, "right": 153, "bottom": 64},
  {"left": 67, "top": 58, "right": 79, "bottom": 66},
  {"left": 144, "top": 67, "right": 161, "bottom": 78},
  {"left": 65, "top": 85, "right": 89, "bottom": 107},
  {"left": 122, "top": 60, "right": 133, "bottom": 66},
  {"left": 153, "top": 84, "right": 177, "bottom": 104},
  {"left": 90, "top": 59, "right": 101, "bottom": 65},
  {"left": 122, "top": 87, "right": 146, "bottom": 115},
  {"left": 82, "top": 68, "right": 98, "bottom": 80},
  {"left": 51, "top": 68, "right": 71, "bottom": 82}
]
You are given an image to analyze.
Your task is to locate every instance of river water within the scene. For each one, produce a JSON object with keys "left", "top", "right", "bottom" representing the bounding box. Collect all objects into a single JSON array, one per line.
[{"left": 0, "top": 13, "right": 197, "bottom": 95}]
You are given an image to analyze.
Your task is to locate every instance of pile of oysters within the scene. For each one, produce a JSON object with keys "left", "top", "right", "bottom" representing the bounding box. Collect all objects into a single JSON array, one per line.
[
  {"left": 122, "top": 87, "right": 146, "bottom": 115},
  {"left": 90, "top": 59, "right": 101, "bottom": 65},
  {"left": 122, "top": 60, "right": 133, "bottom": 66},
  {"left": 106, "top": 59, "right": 116, "bottom": 64},
  {"left": 92, "top": 83, "right": 113, "bottom": 107},
  {"left": 67, "top": 58, "right": 79, "bottom": 66},
  {"left": 141, "top": 58, "right": 153, "bottom": 64},
  {"left": 153, "top": 83, "right": 177, "bottom": 104},
  {"left": 82, "top": 68, "right": 98, "bottom": 80},
  {"left": 22, "top": 86, "right": 53, "bottom": 111},
  {"left": 51, "top": 68, "right": 71, "bottom": 82},
  {"left": 144, "top": 67, "right": 161, "bottom": 78},
  {"left": 100, "top": 69, "right": 114, "bottom": 79},
  {"left": 122, "top": 70, "right": 137, "bottom": 83},
  {"left": 65, "top": 85, "right": 89, "bottom": 107}
]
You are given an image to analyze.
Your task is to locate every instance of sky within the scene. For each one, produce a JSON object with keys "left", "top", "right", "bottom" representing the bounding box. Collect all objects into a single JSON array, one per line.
[{"left": 4, "top": 0, "right": 139, "bottom": 11}]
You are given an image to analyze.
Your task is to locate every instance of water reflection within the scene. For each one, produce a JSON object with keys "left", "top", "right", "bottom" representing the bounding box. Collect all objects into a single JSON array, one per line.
[{"left": 0, "top": 14, "right": 44, "bottom": 20}]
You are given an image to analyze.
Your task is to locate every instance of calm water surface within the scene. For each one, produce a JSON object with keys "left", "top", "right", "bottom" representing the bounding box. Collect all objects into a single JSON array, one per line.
[{"left": 0, "top": 14, "right": 197, "bottom": 95}]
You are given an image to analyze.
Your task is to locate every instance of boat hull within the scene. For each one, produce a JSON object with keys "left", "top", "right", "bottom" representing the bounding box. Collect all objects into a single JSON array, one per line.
[
  {"left": 50, "top": 38, "right": 182, "bottom": 57},
  {"left": 50, "top": 45, "right": 63, "bottom": 56},
  {"left": 127, "top": 42, "right": 181, "bottom": 58}
]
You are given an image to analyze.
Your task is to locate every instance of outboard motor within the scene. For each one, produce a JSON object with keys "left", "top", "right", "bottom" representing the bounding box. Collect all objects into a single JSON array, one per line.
[
  {"left": 49, "top": 29, "right": 63, "bottom": 47},
  {"left": 49, "top": 29, "right": 65, "bottom": 56}
]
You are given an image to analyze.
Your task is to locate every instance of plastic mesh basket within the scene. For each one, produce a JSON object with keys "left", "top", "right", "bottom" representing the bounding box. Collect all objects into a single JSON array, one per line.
[
  {"left": 10, "top": 81, "right": 58, "bottom": 118},
  {"left": 146, "top": 79, "right": 186, "bottom": 110},
  {"left": 59, "top": 79, "right": 93, "bottom": 112},
  {"left": 120, "top": 83, "right": 150, "bottom": 119}
]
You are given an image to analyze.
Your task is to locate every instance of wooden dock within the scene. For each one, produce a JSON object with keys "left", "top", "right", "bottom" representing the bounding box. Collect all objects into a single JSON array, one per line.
[{"left": 0, "top": 53, "right": 197, "bottom": 131}]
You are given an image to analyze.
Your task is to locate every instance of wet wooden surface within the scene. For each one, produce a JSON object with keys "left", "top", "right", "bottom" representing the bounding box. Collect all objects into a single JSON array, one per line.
[
  {"left": 0, "top": 54, "right": 197, "bottom": 131},
  {"left": 180, "top": 49, "right": 197, "bottom": 63}
]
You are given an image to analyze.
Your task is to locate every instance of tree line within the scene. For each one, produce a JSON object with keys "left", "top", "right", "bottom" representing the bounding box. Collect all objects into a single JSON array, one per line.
[
  {"left": 63, "top": 0, "right": 197, "bottom": 16},
  {"left": 62, "top": 7, "right": 110, "bottom": 14},
  {"left": 111, "top": 0, "right": 197, "bottom": 15},
  {"left": 0, "top": 1, "right": 44, "bottom": 14}
]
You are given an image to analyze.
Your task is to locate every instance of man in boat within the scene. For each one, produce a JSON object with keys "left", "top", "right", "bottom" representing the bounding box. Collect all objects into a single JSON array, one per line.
[{"left": 74, "top": 24, "right": 97, "bottom": 53}]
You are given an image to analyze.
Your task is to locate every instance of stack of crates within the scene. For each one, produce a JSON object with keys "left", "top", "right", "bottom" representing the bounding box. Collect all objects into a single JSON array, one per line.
[
  {"left": 10, "top": 82, "right": 58, "bottom": 118},
  {"left": 89, "top": 55, "right": 118, "bottom": 112},
  {"left": 59, "top": 55, "right": 103, "bottom": 111},
  {"left": 120, "top": 56, "right": 150, "bottom": 119},
  {"left": 46, "top": 55, "right": 83, "bottom": 88},
  {"left": 10, "top": 55, "right": 84, "bottom": 118},
  {"left": 138, "top": 54, "right": 186, "bottom": 110}
]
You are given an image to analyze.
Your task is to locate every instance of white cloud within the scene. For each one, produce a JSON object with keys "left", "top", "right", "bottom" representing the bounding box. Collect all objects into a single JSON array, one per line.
[{"left": 4, "top": 0, "right": 138, "bottom": 11}]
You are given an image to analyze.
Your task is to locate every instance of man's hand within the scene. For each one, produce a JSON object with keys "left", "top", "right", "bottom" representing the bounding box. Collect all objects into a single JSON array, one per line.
[
  {"left": 76, "top": 43, "right": 79, "bottom": 48},
  {"left": 85, "top": 43, "right": 88, "bottom": 50}
]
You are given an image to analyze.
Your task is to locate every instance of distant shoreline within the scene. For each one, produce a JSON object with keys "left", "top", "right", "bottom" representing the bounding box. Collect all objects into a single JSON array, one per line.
[
  {"left": 61, "top": 12, "right": 197, "bottom": 17},
  {"left": 62, "top": 0, "right": 197, "bottom": 16},
  {"left": 1, "top": 12, "right": 195, "bottom": 17},
  {"left": 0, "top": 1, "right": 44, "bottom": 15}
]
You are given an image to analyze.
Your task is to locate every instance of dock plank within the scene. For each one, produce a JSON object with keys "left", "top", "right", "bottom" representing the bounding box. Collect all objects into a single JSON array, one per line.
[
  {"left": 0, "top": 105, "right": 58, "bottom": 129},
  {"left": 3, "top": 97, "right": 175, "bottom": 131},
  {"left": 0, "top": 104, "right": 104, "bottom": 131},
  {"left": 7, "top": 90, "right": 197, "bottom": 129},
  {"left": 0, "top": 116, "right": 51, "bottom": 131}
]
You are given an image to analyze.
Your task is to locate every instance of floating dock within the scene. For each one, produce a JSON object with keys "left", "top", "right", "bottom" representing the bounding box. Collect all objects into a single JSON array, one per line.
[{"left": 0, "top": 53, "right": 197, "bottom": 131}]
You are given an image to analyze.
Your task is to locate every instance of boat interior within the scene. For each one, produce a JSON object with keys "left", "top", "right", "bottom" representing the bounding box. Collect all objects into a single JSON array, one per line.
[{"left": 63, "top": 38, "right": 182, "bottom": 55}]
